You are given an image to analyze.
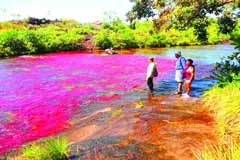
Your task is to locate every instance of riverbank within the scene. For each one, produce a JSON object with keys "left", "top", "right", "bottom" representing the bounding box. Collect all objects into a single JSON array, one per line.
[{"left": 1, "top": 18, "right": 239, "bottom": 58}]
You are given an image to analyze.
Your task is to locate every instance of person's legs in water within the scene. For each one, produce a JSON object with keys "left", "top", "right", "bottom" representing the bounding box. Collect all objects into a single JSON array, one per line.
[
  {"left": 183, "top": 80, "right": 191, "bottom": 97},
  {"left": 175, "top": 70, "right": 183, "bottom": 94},
  {"left": 177, "top": 82, "right": 183, "bottom": 94},
  {"left": 147, "top": 77, "right": 154, "bottom": 94}
]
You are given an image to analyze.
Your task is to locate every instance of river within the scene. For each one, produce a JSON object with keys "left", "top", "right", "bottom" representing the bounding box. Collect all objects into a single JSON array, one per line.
[{"left": 0, "top": 45, "right": 235, "bottom": 156}]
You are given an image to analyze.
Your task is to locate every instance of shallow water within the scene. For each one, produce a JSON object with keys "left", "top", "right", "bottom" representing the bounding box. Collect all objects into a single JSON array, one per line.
[
  {"left": 67, "top": 96, "right": 217, "bottom": 160},
  {"left": 0, "top": 45, "right": 235, "bottom": 154}
]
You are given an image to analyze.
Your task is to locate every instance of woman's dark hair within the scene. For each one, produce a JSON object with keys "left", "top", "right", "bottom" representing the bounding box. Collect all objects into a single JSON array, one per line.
[
  {"left": 187, "top": 59, "right": 193, "bottom": 65},
  {"left": 149, "top": 57, "right": 154, "bottom": 62}
]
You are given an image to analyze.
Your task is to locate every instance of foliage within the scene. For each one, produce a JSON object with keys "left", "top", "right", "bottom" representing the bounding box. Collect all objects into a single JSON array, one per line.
[
  {"left": 94, "top": 18, "right": 138, "bottom": 49},
  {"left": 207, "top": 20, "right": 221, "bottom": 44},
  {"left": 193, "top": 18, "right": 209, "bottom": 42},
  {"left": 94, "top": 29, "right": 114, "bottom": 49},
  {"left": 193, "top": 31, "right": 240, "bottom": 159},
  {"left": 127, "top": 0, "right": 239, "bottom": 41},
  {"left": 0, "top": 25, "right": 84, "bottom": 57},
  {"left": 195, "top": 67, "right": 240, "bottom": 160},
  {"left": 0, "top": 16, "right": 236, "bottom": 55},
  {"left": 212, "top": 28, "right": 240, "bottom": 87},
  {"left": 195, "top": 77, "right": 240, "bottom": 160},
  {"left": 195, "top": 38, "right": 240, "bottom": 159},
  {"left": 0, "top": 21, "right": 27, "bottom": 31},
  {"left": 212, "top": 51, "right": 240, "bottom": 87},
  {"left": 206, "top": 19, "right": 231, "bottom": 44},
  {"left": 203, "top": 80, "right": 240, "bottom": 138},
  {"left": 94, "top": 19, "right": 202, "bottom": 49},
  {"left": 231, "top": 19, "right": 240, "bottom": 42},
  {"left": 126, "top": 0, "right": 155, "bottom": 24},
  {"left": 218, "top": 14, "right": 237, "bottom": 34},
  {"left": 22, "top": 137, "right": 69, "bottom": 160},
  {"left": 194, "top": 138, "right": 240, "bottom": 160}
]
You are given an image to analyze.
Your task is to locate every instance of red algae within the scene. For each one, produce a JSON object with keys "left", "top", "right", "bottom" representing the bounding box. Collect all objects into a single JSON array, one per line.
[{"left": 0, "top": 53, "right": 176, "bottom": 153}]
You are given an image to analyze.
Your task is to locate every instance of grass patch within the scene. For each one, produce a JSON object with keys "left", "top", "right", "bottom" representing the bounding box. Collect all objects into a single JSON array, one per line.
[
  {"left": 202, "top": 82, "right": 240, "bottom": 138},
  {"left": 194, "top": 137, "right": 240, "bottom": 160},
  {"left": 21, "top": 137, "right": 69, "bottom": 160},
  {"left": 194, "top": 77, "right": 240, "bottom": 159}
]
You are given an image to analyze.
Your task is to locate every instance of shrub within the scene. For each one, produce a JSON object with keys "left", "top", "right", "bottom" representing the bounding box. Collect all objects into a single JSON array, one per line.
[
  {"left": 207, "top": 21, "right": 221, "bottom": 44},
  {"left": 212, "top": 50, "right": 240, "bottom": 87},
  {"left": 22, "top": 137, "right": 69, "bottom": 160},
  {"left": 231, "top": 19, "right": 240, "bottom": 42},
  {"left": 94, "top": 29, "right": 113, "bottom": 49},
  {"left": 0, "top": 30, "right": 36, "bottom": 57},
  {"left": 0, "top": 26, "right": 84, "bottom": 57}
]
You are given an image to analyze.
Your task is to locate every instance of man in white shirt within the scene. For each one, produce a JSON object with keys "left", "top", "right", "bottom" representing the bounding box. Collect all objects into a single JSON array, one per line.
[{"left": 146, "top": 57, "right": 157, "bottom": 95}]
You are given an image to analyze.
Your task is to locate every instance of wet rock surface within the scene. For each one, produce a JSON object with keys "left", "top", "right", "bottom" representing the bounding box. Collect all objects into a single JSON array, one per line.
[{"left": 66, "top": 95, "right": 216, "bottom": 160}]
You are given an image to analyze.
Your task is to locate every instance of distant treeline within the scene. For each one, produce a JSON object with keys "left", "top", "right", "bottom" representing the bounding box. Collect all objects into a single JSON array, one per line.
[{"left": 0, "top": 17, "right": 239, "bottom": 57}]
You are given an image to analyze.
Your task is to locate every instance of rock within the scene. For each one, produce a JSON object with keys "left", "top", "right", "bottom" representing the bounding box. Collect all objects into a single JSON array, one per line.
[{"left": 105, "top": 48, "right": 117, "bottom": 55}]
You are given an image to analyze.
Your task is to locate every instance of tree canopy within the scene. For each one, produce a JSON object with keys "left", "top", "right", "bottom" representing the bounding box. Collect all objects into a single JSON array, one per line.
[{"left": 127, "top": 0, "right": 240, "bottom": 41}]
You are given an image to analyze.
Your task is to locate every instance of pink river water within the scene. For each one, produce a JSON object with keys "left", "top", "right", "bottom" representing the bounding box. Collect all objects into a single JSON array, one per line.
[{"left": 0, "top": 51, "right": 213, "bottom": 153}]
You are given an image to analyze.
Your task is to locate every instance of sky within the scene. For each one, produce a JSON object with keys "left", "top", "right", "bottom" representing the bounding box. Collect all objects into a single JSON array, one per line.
[{"left": 0, "top": 0, "right": 134, "bottom": 22}]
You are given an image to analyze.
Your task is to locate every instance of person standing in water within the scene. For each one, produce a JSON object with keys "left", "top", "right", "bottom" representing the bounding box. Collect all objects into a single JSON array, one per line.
[
  {"left": 175, "top": 51, "right": 186, "bottom": 95},
  {"left": 183, "top": 59, "right": 195, "bottom": 98},
  {"left": 146, "top": 57, "right": 158, "bottom": 95}
]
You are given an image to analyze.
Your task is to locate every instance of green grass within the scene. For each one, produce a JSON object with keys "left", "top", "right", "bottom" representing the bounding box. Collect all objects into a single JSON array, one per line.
[
  {"left": 194, "top": 75, "right": 240, "bottom": 160},
  {"left": 203, "top": 82, "right": 240, "bottom": 138},
  {"left": 22, "top": 137, "right": 69, "bottom": 160},
  {"left": 194, "top": 138, "right": 240, "bottom": 160}
]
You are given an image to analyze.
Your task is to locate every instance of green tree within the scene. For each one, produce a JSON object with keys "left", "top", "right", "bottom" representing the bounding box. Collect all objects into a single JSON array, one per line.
[
  {"left": 127, "top": 0, "right": 239, "bottom": 41},
  {"left": 218, "top": 13, "right": 237, "bottom": 34}
]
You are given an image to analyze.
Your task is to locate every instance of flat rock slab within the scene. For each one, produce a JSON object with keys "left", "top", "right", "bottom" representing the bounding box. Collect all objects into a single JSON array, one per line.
[{"left": 65, "top": 95, "right": 217, "bottom": 160}]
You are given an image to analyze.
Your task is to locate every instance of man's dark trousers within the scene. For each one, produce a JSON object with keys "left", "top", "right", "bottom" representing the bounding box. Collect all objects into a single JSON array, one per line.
[{"left": 147, "top": 77, "right": 153, "bottom": 93}]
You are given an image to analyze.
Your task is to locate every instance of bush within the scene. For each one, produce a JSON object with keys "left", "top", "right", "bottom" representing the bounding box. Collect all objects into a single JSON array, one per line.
[
  {"left": 231, "top": 19, "right": 240, "bottom": 42},
  {"left": 22, "top": 137, "right": 69, "bottom": 160},
  {"left": 0, "top": 30, "right": 36, "bottom": 56},
  {"left": 94, "top": 29, "right": 113, "bottom": 49},
  {"left": 0, "top": 26, "right": 84, "bottom": 57},
  {"left": 94, "top": 19, "right": 203, "bottom": 49},
  {"left": 207, "top": 21, "right": 221, "bottom": 44},
  {"left": 0, "top": 18, "right": 236, "bottom": 55},
  {"left": 212, "top": 50, "right": 240, "bottom": 87},
  {"left": 212, "top": 33, "right": 240, "bottom": 87}
]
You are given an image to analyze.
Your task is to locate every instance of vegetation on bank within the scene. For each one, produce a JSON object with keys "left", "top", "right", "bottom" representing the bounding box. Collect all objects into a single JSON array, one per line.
[
  {"left": 3, "top": 137, "right": 70, "bottom": 160},
  {"left": 194, "top": 39, "right": 240, "bottom": 160},
  {"left": 0, "top": 19, "right": 87, "bottom": 57},
  {"left": 0, "top": 16, "right": 239, "bottom": 57}
]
